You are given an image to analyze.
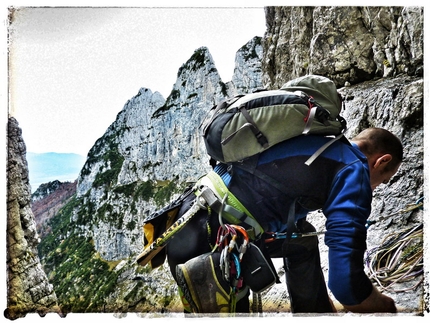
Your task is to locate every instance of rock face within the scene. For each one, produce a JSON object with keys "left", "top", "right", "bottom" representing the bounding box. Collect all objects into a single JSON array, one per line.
[
  {"left": 262, "top": 7, "right": 423, "bottom": 88},
  {"left": 227, "top": 36, "right": 264, "bottom": 95},
  {"left": 6, "top": 117, "right": 59, "bottom": 319}
]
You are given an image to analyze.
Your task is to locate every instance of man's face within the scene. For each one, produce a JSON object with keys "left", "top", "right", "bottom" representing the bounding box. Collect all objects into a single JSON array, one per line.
[{"left": 369, "top": 163, "right": 400, "bottom": 190}]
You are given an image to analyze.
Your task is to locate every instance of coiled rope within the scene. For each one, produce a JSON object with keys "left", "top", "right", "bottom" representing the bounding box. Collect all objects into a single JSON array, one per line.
[{"left": 365, "top": 223, "right": 423, "bottom": 293}]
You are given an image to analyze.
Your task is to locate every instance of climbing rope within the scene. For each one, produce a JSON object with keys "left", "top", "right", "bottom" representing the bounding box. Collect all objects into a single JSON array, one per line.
[
  {"left": 252, "top": 292, "right": 263, "bottom": 314},
  {"left": 365, "top": 223, "right": 423, "bottom": 293},
  {"left": 364, "top": 197, "right": 424, "bottom": 292}
]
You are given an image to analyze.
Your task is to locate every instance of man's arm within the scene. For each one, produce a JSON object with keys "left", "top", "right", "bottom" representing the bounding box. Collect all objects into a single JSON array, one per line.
[
  {"left": 342, "top": 285, "right": 397, "bottom": 313},
  {"left": 323, "top": 160, "right": 397, "bottom": 311}
]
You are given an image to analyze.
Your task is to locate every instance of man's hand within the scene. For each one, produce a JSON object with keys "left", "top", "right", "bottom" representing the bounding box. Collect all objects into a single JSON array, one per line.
[{"left": 343, "top": 286, "right": 397, "bottom": 313}]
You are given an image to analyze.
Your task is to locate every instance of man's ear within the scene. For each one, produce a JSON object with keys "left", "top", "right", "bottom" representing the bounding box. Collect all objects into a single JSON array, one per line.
[{"left": 374, "top": 154, "right": 393, "bottom": 169}]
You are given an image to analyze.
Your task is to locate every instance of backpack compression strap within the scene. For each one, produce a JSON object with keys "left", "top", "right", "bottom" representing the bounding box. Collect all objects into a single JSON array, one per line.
[{"left": 221, "top": 105, "right": 269, "bottom": 149}]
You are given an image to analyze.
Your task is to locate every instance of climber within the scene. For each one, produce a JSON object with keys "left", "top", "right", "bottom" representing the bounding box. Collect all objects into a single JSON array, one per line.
[{"left": 166, "top": 127, "right": 402, "bottom": 313}]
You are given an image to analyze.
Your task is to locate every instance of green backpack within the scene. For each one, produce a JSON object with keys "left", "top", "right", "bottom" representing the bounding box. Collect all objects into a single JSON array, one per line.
[{"left": 201, "top": 75, "right": 347, "bottom": 166}]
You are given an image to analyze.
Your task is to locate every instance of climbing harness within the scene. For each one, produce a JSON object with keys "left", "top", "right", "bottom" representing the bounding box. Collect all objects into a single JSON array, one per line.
[
  {"left": 137, "top": 170, "right": 272, "bottom": 314},
  {"left": 199, "top": 170, "right": 264, "bottom": 240},
  {"left": 194, "top": 172, "right": 273, "bottom": 313},
  {"left": 136, "top": 170, "right": 260, "bottom": 267},
  {"left": 365, "top": 223, "right": 423, "bottom": 293}
]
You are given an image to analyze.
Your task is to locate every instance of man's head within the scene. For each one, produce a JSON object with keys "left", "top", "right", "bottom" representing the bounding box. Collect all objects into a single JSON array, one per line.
[{"left": 351, "top": 128, "right": 403, "bottom": 190}]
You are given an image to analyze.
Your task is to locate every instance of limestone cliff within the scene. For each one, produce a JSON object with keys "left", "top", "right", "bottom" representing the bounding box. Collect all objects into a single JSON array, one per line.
[
  {"left": 262, "top": 7, "right": 423, "bottom": 88},
  {"left": 6, "top": 117, "right": 59, "bottom": 319}
]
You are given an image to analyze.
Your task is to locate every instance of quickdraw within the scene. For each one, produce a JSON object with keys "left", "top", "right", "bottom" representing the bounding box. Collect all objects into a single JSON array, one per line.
[
  {"left": 264, "top": 196, "right": 424, "bottom": 243},
  {"left": 265, "top": 230, "right": 325, "bottom": 243},
  {"left": 213, "top": 222, "right": 250, "bottom": 313}
]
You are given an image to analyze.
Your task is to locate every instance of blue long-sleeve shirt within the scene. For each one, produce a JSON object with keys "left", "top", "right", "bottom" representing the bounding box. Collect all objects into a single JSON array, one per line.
[{"left": 214, "top": 134, "right": 374, "bottom": 305}]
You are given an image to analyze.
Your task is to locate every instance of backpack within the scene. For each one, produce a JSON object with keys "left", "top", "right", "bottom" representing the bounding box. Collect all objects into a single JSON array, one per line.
[{"left": 201, "top": 75, "right": 347, "bottom": 166}]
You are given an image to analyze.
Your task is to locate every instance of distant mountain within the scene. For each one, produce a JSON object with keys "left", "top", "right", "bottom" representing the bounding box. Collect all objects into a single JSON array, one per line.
[
  {"left": 31, "top": 180, "right": 77, "bottom": 237},
  {"left": 26, "top": 152, "right": 86, "bottom": 192}
]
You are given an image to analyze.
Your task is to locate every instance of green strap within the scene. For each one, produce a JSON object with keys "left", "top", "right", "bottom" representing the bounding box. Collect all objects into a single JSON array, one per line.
[
  {"left": 198, "top": 171, "right": 264, "bottom": 239},
  {"left": 229, "top": 290, "right": 236, "bottom": 314}
]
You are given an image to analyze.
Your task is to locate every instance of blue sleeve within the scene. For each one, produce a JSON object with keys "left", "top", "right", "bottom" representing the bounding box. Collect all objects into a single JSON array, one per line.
[{"left": 323, "top": 160, "right": 374, "bottom": 305}]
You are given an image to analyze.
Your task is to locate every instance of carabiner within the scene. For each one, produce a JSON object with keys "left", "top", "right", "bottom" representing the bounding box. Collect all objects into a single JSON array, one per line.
[
  {"left": 230, "top": 224, "right": 249, "bottom": 243},
  {"left": 230, "top": 224, "right": 249, "bottom": 261}
]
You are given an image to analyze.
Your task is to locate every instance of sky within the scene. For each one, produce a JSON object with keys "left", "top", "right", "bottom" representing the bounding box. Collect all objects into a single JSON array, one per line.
[{"left": 5, "top": 3, "right": 267, "bottom": 157}]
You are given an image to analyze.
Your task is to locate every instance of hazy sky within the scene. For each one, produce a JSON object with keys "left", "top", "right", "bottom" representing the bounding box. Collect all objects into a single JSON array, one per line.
[{"left": 6, "top": 4, "right": 266, "bottom": 157}]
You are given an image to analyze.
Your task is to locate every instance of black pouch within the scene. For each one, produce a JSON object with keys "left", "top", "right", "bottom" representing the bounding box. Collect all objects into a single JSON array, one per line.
[
  {"left": 241, "top": 242, "right": 277, "bottom": 293},
  {"left": 141, "top": 185, "right": 194, "bottom": 268}
]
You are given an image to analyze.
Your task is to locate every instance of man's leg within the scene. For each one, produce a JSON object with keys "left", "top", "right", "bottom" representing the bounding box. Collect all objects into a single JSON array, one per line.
[
  {"left": 166, "top": 196, "right": 250, "bottom": 313},
  {"left": 282, "top": 220, "right": 334, "bottom": 313}
]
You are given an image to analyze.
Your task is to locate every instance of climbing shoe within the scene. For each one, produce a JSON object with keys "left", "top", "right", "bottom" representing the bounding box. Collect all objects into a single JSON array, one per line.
[{"left": 176, "top": 252, "right": 232, "bottom": 313}]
